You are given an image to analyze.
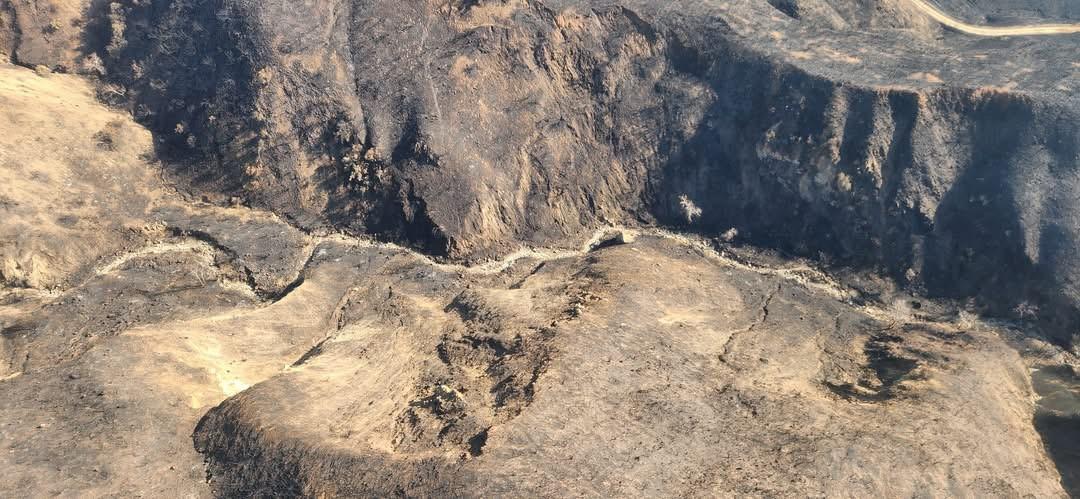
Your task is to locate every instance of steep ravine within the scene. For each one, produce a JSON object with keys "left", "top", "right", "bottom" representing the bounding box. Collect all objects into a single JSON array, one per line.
[
  {"left": 656, "top": 39, "right": 1080, "bottom": 346},
  {"left": 57, "top": 0, "right": 1075, "bottom": 346},
  {"left": 2, "top": 39, "right": 1079, "bottom": 496}
]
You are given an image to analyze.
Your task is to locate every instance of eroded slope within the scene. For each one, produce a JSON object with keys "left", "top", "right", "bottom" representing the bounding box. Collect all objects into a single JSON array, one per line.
[
  {"left": 193, "top": 234, "right": 1073, "bottom": 497},
  {"left": 0, "top": 1, "right": 1079, "bottom": 497},
  {"left": 2, "top": 0, "right": 1079, "bottom": 346}
]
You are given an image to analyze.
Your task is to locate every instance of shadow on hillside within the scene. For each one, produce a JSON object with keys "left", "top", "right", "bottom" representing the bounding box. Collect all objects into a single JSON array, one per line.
[{"left": 1032, "top": 365, "right": 1080, "bottom": 497}]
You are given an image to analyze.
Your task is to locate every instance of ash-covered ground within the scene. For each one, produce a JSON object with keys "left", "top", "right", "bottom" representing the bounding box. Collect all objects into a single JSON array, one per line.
[{"left": 1, "top": 0, "right": 1079, "bottom": 496}]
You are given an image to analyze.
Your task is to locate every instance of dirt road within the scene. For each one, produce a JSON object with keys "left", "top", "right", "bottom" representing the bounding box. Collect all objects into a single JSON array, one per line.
[{"left": 906, "top": 0, "right": 1080, "bottom": 36}]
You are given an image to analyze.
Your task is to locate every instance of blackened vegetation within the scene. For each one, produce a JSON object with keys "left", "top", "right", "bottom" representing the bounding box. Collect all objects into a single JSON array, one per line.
[
  {"left": 826, "top": 332, "right": 920, "bottom": 402},
  {"left": 56, "top": 0, "right": 1080, "bottom": 348},
  {"left": 766, "top": 0, "right": 801, "bottom": 19},
  {"left": 393, "top": 288, "right": 559, "bottom": 458},
  {"left": 0, "top": 0, "right": 19, "bottom": 64},
  {"left": 194, "top": 399, "right": 470, "bottom": 498},
  {"left": 88, "top": 0, "right": 260, "bottom": 191},
  {"left": 658, "top": 39, "right": 1080, "bottom": 346},
  {"left": 466, "top": 428, "right": 489, "bottom": 457},
  {"left": 80, "top": 0, "right": 452, "bottom": 257}
]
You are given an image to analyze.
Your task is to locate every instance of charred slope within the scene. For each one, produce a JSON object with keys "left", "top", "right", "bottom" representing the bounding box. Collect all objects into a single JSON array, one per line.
[
  {"left": 768, "top": 0, "right": 1080, "bottom": 27},
  {"left": 656, "top": 42, "right": 1080, "bottom": 346},
  {"left": 935, "top": 0, "right": 1080, "bottom": 23},
  {"left": 3, "top": 0, "right": 1079, "bottom": 344},
  {"left": 0, "top": 56, "right": 1076, "bottom": 496},
  {"left": 190, "top": 236, "right": 1069, "bottom": 498}
]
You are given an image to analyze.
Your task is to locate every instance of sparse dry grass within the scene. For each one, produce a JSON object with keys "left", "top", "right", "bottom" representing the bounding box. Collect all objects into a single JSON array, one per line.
[{"left": 0, "top": 62, "right": 162, "bottom": 288}]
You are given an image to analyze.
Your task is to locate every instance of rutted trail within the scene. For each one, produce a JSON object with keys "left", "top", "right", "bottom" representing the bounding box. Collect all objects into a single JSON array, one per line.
[
  {"left": 85, "top": 222, "right": 848, "bottom": 310},
  {"left": 314, "top": 226, "right": 842, "bottom": 292}
]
